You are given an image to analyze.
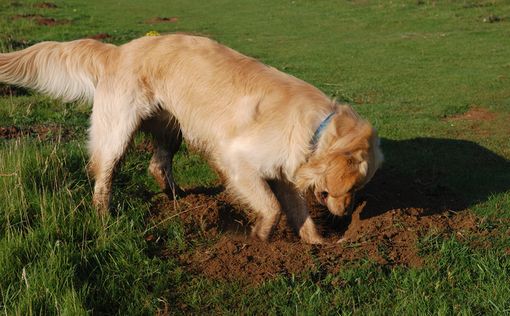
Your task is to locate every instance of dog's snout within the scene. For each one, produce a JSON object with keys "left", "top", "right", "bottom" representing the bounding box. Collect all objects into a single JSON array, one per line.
[{"left": 324, "top": 192, "right": 356, "bottom": 217}]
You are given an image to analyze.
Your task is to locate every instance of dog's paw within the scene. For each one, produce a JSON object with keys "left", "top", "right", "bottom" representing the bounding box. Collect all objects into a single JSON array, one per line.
[
  {"left": 302, "top": 234, "right": 325, "bottom": 245},
  {"left": 251, "top": 211, "right": 281, "bottom": 242},
  {"left": 298, "top": 217, "right": 325, "bottom": 244},
  {"left": 251, "top": 221, "right": 272, "bottom": 241},
  {"left": 92, "top": 192, "right": 110, "bottom": 218}
]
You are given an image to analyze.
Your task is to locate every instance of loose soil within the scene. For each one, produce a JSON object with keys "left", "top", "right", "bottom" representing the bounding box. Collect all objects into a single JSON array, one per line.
[
  {"left": 0, "top": 124, "right": 75, "bottom": 141},
  {"left": 87, "top": 33, "right": 112, "bottom": 40},
  {"left": 146, "top": 172, "right": 501, "bottom": 284},
  {"left": 448, "top": 107, "right": 495, "bottom": 121},
  {"left": 0, "top": 84, "right": 29, "bottom": 96},
  {"left": 12, "top": 14, "right": 70, "bottom": 26},
  {"left": 444, "top": 106, "right": 510, "bottom": 139},
  {"left": 34, "top": 2, "right": 57, "bottom": 9},
  {"left": 0, "top": 36, "right": 34, "bottom": 50},
  {"left": 145, "top": 17, "right": 179, "bottom": 24}
]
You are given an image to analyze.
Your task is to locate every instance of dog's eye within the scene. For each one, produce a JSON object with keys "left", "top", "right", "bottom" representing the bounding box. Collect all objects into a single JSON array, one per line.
[{"left": 320, "top": 191, "right": 329, "bottom": 199}]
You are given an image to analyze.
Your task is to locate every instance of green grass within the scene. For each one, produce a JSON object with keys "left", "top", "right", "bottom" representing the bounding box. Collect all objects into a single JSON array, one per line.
[{"left": 1, "top": 0, "right": 510, "bottom": 314}]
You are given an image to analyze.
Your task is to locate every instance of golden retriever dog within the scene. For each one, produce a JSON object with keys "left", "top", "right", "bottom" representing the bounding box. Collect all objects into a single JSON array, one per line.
[{"left": 0, "top": 34, "right": 382, "bottom": 244}]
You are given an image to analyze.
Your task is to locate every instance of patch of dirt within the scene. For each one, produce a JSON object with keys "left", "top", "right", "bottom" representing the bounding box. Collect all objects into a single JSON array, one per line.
[
  {"left": 0, "top": 36, "right": 34, "bottom": 50},
  {"left": 483, "top": 15, "right": 504, "bottom": 23},
  {"left": 35, "top": 16, "right": 69, "bottom": 26},
  {"left": 12, "top": 14, "right": 70, "bottom": 26},
  {"left": 12, "top": 13, "right": 38, "bottom": 20},
  {"left": 447, "top": 107, "right": 495, "bottom": 121},
  {"left": 143, "top": 137, "right": 510, "bottom": 284},
  {"left": 444, "top": 107, "right": 510, "bottom": 139},
  {"left": 145, "top": 17, "right": 179, "bottom": 24},
  {"left": 147, "top": 186, "right": 490, "bottom": 284},
  {"left": 0, "top": 84, "right": 30, "bottom": 96},
  {"left": 0, "top": 124, "right": 75, "bottom": 141},
  {"left": 87, "top": 33, "right": 112, "bottom": 40},
  {"left": 34, "top": 2, "right": 57, "bottom": 9}
]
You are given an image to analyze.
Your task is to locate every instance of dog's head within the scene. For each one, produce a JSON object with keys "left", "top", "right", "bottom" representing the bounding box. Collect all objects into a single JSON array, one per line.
[{"left": 295, "top": 107, "right": 383, "bottom": 217}]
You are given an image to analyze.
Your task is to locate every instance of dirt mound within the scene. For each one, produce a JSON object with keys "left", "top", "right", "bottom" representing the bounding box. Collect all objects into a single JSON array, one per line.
[
  {"left": 0, "top": 84, "right": 29, "bottom": 96},
  {"left": 34, "top": 2, "right": 57, "bottom": 9},
  {"left": 447, "top": 106, "right": 495, "bottom": 121},
  {"left": 148, "top": 187, "right": 485, "bottom": 284},
  {"left": 0, "top": 36, "right": 34, "bottom": 50},
  {"left": 145, "top": 17, "right": 178, "bottom": 24},
  {"left": 87, "top": 33, "right": 112, "bottom": 40},
  {"left": 145, "top": 137, "right": 510, "bottom": 283},
  {"left": 0, "top": 124, "right": 75, "bottom": 141},
  {"left": 12, "top": 14, "right": 70, "bottom": 26}
]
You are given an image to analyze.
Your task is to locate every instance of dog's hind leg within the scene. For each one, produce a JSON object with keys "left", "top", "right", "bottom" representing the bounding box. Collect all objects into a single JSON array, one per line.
[
  {"left": 88, "top": 93, "right": 143, "bottom": 216},
  {"left": 269, "top": 180, "right": 324, "bottom": 244},
  {"left": 141, "top": 111, "right": 184, "bottom": 199}
]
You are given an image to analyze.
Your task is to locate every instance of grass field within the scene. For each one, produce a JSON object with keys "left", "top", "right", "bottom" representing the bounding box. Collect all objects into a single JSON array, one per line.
[{"left": 1, "top": 0, "right": 509, "bottom": 314}]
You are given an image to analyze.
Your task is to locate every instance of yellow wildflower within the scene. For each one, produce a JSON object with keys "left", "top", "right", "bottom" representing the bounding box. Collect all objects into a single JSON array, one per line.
[{"left": 145, "top": 31, "right": 160, "bottom": 37}]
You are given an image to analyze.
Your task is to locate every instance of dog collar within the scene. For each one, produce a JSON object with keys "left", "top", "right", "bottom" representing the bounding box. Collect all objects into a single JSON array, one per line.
[{"left": 311, "top": 112, "right": 335, "bottom": 148}]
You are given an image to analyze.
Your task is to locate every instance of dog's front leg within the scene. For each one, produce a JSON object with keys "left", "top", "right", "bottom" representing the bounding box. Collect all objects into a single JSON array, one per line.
[
  {"left": 269, "top": 180, "right": 324, "bottom": 244},
  {"left": 224, "top": 169, "right": 282, "bottom": 241}
]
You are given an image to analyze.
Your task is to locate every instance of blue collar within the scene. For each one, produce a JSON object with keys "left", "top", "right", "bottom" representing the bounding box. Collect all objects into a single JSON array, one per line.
[{"left": 311, "top": 112, "right": 335, "bottom": 148}]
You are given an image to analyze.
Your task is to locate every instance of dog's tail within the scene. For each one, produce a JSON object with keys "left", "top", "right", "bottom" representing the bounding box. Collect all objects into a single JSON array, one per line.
[{"left": 0, "top": 39, "right": 117, "bottom": 102}]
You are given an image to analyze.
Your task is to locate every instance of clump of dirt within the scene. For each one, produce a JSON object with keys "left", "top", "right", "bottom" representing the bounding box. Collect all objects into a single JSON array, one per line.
[
  {"left": 0, "top": 126, "right": 21, "bottom": 139},
  {"left": 448, "top": 107, "right": 495, "bottom": 121},
  {"left": 0, "top": 36, "right": 34, "bottom": 50},
  {"left": 444, "top": 106, "right": 509, "bottom": 138},
  {"left": 12, "top": 14, "right": 70, "bottom": 26},
  {"left": 0, "top": 124, "right": 75, "bottom": 141},
  {"left": 87, "top": 33, "right": 112, "bottom": 40},
  {"left": 0, "top": 84, "right": 30, "bottom": 96},
  {"left": 150, "top": 191, "right": 251, "bottom": 238},
  {"left": 145, "top": 17, "right": 179, "bottom": 24},
  {"left": 483, "top": 15, "right": 504, "bottom": 23},
  {"left": 34, "top": 2, "right": 57, "bottom": 9},
  {"left": 35, "top": 16, "right": 69, "bottom": 26},
  {"left": 147, "top": 185, "right": 490, "bottom": 284},
  {"left": 12, "top": 13, "right": 37, "bottom": 20}
]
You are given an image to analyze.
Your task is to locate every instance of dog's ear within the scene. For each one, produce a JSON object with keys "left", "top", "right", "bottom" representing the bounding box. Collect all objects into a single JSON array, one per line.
[
  {"left": 351, "top": 149, "right": 368, "bottom": 177},
  {"left": 325, "top": 154, "right": 360, "bottom": 197},
  {"left": 349, "top": 129, "right": 384, "bottom": 180},
  {"left": 358, "top": 159, "right": 368, "bottom": 177},
  {"left": 294, "top": 157, "right": 327, "bottom": 192}
]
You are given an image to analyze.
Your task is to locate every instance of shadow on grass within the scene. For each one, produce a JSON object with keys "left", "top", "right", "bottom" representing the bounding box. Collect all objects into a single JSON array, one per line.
[
  {"left": 184, "top": 185, "right": 224, "bottom": 196},
  {"left": 359, "top": 137, "right": 510, "bottom": 219}
]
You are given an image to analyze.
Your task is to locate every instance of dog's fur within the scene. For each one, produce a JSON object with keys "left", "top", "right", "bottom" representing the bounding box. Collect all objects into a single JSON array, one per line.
[{"left": 0, "top": 34, "right": 383, "bottom": 243}]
